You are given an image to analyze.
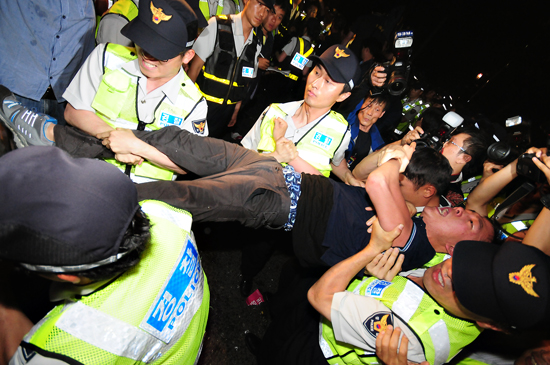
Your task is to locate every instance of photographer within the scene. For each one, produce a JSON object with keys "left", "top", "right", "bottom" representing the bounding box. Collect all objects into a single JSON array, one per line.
[{"left": 466, "top": 147, "right": 548, "bottom": 242}]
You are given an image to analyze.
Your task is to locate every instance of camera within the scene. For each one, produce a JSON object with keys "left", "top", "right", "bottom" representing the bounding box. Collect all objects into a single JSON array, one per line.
[
  {"left": 486, "top": 141, "right": 520, "bottom": 167},
  {"left": 375, "top": 31, "right": 413, "bottom": 96},
  {"left": 415, "top": 111, "right": 464, "bottom": 151},
  {"left": 517, "top": 153, "right": 546, "bottom": 183}
]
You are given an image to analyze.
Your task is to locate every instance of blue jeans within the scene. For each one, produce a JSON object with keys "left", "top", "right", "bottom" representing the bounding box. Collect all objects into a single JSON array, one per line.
[{"left": 14, "top": 93, "right": 67, "bottom": 125}]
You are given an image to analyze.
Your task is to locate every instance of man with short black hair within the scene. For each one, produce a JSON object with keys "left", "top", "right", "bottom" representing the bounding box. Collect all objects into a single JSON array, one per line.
[
  {"left": 187, "top": 0, "right": 273, "bottom": 138},
  {"left": 344, "top": 93, "right": 389, "bottom": 170}
]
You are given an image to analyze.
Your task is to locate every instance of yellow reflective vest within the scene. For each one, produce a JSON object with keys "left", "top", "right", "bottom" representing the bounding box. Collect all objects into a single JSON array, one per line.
[
  {"left": 91, "top": 43, "right": 205, "bottom": 182},
  {"left": 320, "top": 276, "right": 482, "bottom": 365},
  {"left": 257, "top": 104, "right": 349, "bottom": 177},
  {"left": 24, "top": 200, "right": 210, "bottom": 365}
]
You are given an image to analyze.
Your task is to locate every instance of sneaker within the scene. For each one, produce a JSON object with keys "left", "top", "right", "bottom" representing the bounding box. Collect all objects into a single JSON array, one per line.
[{"left": 0, "top": 85, "right": 56, "bottom": 148}]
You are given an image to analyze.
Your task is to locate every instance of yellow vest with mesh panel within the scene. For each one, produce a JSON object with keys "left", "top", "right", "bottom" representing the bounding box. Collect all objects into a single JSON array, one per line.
[
  {"left": 256, "top": 105, "right": 349, "bottom": 177},
  {"left": 91, "top": 43, "right": 204, "bottom": 182},
  {"left": 319, "top": 276, "right": 482, "bottom": 365},
  {"left": 25, "top": 200, "right": 210, "bottom": 365}
]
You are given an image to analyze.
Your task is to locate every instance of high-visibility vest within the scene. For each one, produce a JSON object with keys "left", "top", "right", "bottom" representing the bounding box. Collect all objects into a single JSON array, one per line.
[
  {"left": 195, "top": 15, "right": 261, "bottom": 105},
  {"left": 95, "top": 0, "right": 139, "bottom": 39},
  {"left": 256, "top": 104, "right": 349, "bottom": 177},
  {"left": 279, "top": 37, "right": 314, "bottom": 81},
  {"left": 198, "top": 0, "right": 240, "bottom": 21},
  {"left": 24, "top": 200, "right": 210, "bottom": 365},
  {"left": 91, "top": 43, "right": 205, "bottom": 182},
  {"left": 320, "top": 276, "right": 482, "bottom": 365}
]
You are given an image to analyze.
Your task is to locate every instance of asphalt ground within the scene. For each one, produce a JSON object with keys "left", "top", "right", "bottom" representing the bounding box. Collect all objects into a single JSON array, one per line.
[{"left": 194, "top": 221, "right": 294, "bottom": 365}]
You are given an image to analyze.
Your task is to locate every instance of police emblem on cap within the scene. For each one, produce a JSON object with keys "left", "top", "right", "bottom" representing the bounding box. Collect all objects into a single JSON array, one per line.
[
  {"left": 193, "top": 120, "right": 206, "bottom": 134},
  {"left": 364, "top": 312, "right": 393, "bottom": 338},
  {"left": 509, "top": 264, "right": 539, "bottom": 298},
  {"left": 151, "top": 1, "right": 173, "bottom": 24},
  {"left": 334, "top": 47, "right": 350, "bottom": 59}
]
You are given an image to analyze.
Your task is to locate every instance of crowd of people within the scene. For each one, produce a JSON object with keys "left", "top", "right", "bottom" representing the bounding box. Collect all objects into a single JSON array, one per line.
[{"left": 1, "top": 0, "right": 550, "bottom": 365}]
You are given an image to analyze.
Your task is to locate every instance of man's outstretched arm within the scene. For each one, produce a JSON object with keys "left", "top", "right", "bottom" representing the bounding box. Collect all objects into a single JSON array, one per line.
[
  {"left": 99, "top": 129, "right": 186, "bottom": 174},
  {"left": 308, "top": 220, "right": 403, "bottom": 321},
  {"left": 365, "top": 145, "right": 415, "bottom": 247}
]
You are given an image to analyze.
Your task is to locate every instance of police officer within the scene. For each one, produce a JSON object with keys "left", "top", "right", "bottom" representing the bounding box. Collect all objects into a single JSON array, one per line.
[
  {"left": 187, "top": 0, "right": 273, "bottom": 138},
  {"left": 63, "top": 0, "right": 210, "bottom": 183},
  {"left": 0, "top": 147, "right": 210, "bottom": 364}
]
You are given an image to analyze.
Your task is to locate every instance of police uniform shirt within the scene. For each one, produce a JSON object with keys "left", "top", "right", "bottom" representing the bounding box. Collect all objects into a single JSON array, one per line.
[
  {"left": 192, "top": 13, "right": 262, "bottom": 78},
  {"left": 63, "top": 43, "right": 209, "bottom": 134},
  {"left": 330, "top": 284, "right": 426, "bottom": 363},
  {"left": 241, "top": 101, "right": 351, "bottom": 167}
]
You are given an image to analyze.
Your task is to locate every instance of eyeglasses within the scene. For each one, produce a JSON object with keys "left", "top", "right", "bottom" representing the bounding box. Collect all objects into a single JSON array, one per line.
[{"left": 445, "top": 139, "right": 469, "bottom": 155}]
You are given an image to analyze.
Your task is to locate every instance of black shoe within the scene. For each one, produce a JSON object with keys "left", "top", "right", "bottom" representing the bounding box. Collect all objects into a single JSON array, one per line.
[
  {"left": 240, "top": 275, "right": 254, "bottom": 297},
  {"left": 245, "top": 332, "right": 262, "bottom": 357}
]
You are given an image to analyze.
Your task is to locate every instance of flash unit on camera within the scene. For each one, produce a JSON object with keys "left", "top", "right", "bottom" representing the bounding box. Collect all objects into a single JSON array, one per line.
[{"left": 506, "top": 116, "right": 523, "bottom": 127}]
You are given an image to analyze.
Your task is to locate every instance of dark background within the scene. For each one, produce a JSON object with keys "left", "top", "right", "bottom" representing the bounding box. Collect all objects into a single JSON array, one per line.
[{"left": 334, "top": 0, "right": 550, "bottom": 130}]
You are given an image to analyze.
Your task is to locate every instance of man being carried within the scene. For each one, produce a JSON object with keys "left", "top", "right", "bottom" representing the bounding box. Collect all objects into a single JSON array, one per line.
[{"left": 1, "top": 73, "right": 493, "bottom": 271}]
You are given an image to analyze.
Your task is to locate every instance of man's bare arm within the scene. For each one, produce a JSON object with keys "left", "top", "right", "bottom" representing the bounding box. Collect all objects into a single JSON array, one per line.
[
  {"left": 308, "top": 221, "right": 403, "bottom": 321},
  {"left": 331, "top": 161, "right": 364, "bottom": 187},
  {"left": 187, "top": 54, "right": 205, "bottom": 83},
  {"left": 64, "top": 103, "right": 114, "bottom": 136},
  {"left": 365, "top": 159, "right": 413, "bottom": 247},
  {"left": 99, "top": 129, "right": 186, "bottom": 174}
]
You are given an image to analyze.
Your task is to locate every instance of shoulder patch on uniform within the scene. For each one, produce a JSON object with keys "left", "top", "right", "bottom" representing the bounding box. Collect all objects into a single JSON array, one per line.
[
  {"left": 193, "top": 119, "right": 206, "bottom": 135},
  {"left": 363, "top": 311, "right": 394, "bottom": 338}
]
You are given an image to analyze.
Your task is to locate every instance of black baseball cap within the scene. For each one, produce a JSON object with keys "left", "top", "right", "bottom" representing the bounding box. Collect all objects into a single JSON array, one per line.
[
  {"left": 453, "top": 240, "right": 550, "bottom": 330},
  {"left": 258, "top": 0, "right": 275, "bottom": 11},
  {"left": 310, "top": 44, "right": 360, "bottom": 90},
  {"left": 121, "top": 0, "right": 206, "bottom": 61},
  {"left": 0, "top": 147, "right": 140, "bottom": 273}
]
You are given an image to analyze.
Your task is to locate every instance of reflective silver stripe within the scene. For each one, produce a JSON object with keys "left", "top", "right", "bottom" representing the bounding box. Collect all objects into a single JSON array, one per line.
[
  {"left": 56, "top": 301, "right": 163, "bottom": 362},
  {"left": 318, "top": 321, "right": 336, "bottom": 358},
  {"left": 140, "top": 202, "right": 204, "bottom": 346},
  {"left": 391, "top": 280, "right": 423, "bottom": 322},
  {"left": 428, "top": 319, "right": 450, "bottom": 365},
  {"left": 141, "top": 203, "right": 192, "bottom": 232}
]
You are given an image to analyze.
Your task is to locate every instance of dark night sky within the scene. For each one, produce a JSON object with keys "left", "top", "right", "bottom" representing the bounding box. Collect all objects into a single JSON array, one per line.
[{"left": 330, "top": 0, "right": 550, "bottom": 131}]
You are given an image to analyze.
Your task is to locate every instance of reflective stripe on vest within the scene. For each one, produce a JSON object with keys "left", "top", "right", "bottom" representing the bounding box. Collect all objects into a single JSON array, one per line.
[
  {"left": 319, "top": 276, "right": 482, "bottom": 365},
  {"left": 285, "top": 38, "right": 314, "bottom": 80},
  {"left": 256, "top": 105, "right": 348, "bottom": 177},
  {"left": 196, "top": 15, "right": 260, "bottom": 105},
  {"left": 26, "top": 201, "right": 209, "bottom": 364},
  {"left": 91, "top": 43, "right": 204, "bottom": 182},
  {"left": 95, "top": 0, "right": 139, "bottom": 38},
  {"left": 104, "top": 0, "right": 138, "bottom": 21},
  {"left": 199, "top": 0, "right": 223, "bottom": 20}
]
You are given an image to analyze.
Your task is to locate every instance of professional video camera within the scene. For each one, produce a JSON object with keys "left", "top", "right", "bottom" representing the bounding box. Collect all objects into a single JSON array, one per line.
[
  {"left": 486, "top": 116, "right": 543, "bottom": 166},
  {"left": 373, "top": 31, "right": 413, "bottom": 96},
  {"left": 415, "top": 111, "right": 464, "bottom": 151}
]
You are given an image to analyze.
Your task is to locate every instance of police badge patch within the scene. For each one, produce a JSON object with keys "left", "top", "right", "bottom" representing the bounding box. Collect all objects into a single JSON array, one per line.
[
  {"left": 193, "top": 120, "right": 206, "bottom": 135},
  {"left": 364, "top": 312, "right": 394, "bottom": 338}
]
